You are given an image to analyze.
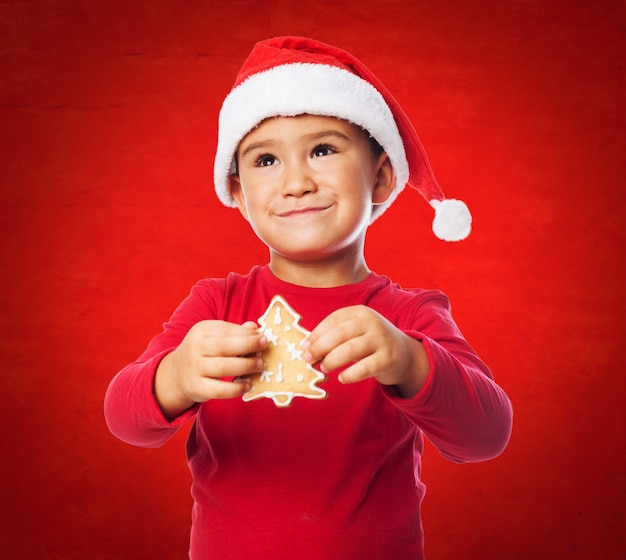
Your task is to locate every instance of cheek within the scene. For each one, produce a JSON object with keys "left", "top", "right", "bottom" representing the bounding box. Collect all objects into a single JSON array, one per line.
[
  {"left": 240, "top": 191, "right": 275, "bottom": 233},
  {"left": 244, "top": 190, "right": 271, "bottom": 215}
]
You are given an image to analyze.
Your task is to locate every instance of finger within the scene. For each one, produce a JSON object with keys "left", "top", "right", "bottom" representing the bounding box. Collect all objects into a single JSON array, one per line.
[
  {"left": 308, "top": 317, "right": 365, "bottom": 365},
  {"left": 194, "top": 376, "right": 252, "bottom": 401},
  {"left": 200, "top": 330, "right": 267, "bottom": 358},
  {"left": 308, "top": 307, "right": 358, "bottom": 341},
  {"left": 318, "top": 333, "right": 372, "bottom": 374},
  {"left": 196, "top": 320, "right": 260, "bottom": 338},
  {"left": 336, "top": 354, "right": 379, "bottom": 385},
  {"left": 199, "top": 355, "right": 265, "bottom": 379},
  {"left": 197, "top": 320, "right": 267, "bottom": 356}
]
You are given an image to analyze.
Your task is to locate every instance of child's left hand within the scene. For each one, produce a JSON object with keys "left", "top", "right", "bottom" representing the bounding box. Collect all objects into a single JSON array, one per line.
[{"left": 303, "top": 306, "right": 430, "bottom": 398}]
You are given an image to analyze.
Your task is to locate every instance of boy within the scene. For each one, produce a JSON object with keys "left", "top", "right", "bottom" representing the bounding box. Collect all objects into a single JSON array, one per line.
[{"left": 105, "top": 36, "right": 513, "bottom": 559}]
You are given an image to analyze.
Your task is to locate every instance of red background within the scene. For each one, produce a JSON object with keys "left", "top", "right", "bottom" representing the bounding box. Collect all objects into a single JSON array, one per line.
[{"left": 1, "top": 1, "right": 624, "bottom": 558}]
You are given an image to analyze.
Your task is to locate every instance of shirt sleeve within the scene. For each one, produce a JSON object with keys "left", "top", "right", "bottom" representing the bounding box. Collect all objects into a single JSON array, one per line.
[
  {"left": 103, "top": 280, "right": 221, "bottom": 448},
  {"left": 381, "top": 293, "right": 513, "bottom": 463}
]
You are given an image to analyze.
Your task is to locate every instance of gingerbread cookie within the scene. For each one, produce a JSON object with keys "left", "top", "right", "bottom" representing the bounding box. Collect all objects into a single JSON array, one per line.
[{"left": 241, "top": 295, "right": 327, "bottom": 407}]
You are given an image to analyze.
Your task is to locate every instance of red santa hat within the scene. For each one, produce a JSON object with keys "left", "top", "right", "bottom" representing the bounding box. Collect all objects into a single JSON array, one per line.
[{"left": 214, "top": 36, "right": 472, "bottom": 241}]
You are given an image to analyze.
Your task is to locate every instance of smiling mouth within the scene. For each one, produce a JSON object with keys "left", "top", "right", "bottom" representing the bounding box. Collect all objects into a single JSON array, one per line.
[{"left": 277, "top": 206, "right": 331, "bottom": 218}]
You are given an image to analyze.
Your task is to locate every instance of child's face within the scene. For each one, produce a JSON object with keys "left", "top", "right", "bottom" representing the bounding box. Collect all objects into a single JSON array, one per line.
[{"left": 229, "top": 115, "right": 395, "bottom": 268}]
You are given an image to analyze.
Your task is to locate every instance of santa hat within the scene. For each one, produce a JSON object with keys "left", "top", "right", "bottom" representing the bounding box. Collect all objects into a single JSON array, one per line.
[{"left": 214, "top": 36, "right": 472, "bottom": 241}]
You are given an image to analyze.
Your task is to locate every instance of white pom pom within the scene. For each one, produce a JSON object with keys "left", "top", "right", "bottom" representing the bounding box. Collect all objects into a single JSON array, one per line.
[{"left": 430, "top": 199, "right": 472, "bottom": 242}]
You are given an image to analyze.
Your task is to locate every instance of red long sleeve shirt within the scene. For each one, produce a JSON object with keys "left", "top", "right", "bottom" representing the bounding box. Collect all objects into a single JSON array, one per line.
[{"left": 105, "top": 266, "right": 512, "bottom": 559}]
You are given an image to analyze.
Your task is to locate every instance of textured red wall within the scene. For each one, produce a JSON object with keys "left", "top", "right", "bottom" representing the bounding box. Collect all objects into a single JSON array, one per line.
[{"left": 1, "top": 1, "right": 624, "bottom": 558}]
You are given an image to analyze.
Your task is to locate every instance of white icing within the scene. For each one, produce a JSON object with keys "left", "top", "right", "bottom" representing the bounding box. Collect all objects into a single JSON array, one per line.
[
  {"left": 296, "top": 374, "right": 304, "bottom": 383},
  {"left": 264, "top": 328, "right": 279, "bottom": 346},
  {"left": 286, "top": 341, "right": 303, "bottom": 361},
  {"left": 274, "top": 306, "right": 282, "bottom": 325},
  {"left": 276, "top": 363, "right": 284, "bottom": 383}
]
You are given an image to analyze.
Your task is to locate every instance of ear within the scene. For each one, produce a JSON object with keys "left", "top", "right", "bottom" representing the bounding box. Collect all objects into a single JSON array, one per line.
[
  {"left": 228, "top": 174, "right": 250, "bottom": 221},
  {"left": 371, "top": 153, "right": 396, "bottom": 205}
]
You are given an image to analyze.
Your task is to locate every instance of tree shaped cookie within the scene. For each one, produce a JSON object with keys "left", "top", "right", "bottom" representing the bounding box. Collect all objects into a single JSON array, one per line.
[{"left": 242, "top": 295, "right": 327, "bottom": 407}]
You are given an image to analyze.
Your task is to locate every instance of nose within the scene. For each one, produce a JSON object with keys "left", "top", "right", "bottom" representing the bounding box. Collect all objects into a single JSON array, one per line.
[{"left": 281, "top": 161, "right": 317, "bottom": 197}]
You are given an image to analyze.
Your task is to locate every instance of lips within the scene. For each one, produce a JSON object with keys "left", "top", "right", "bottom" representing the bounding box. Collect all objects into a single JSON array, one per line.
[{"left": 277, "top": 205, "right": 332, "bottom": 218}]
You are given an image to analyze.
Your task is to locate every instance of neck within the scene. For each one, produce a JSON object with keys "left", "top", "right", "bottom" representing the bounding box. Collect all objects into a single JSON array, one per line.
[{"left": 268, "top": 252, "right": 371, "bottom": 288}]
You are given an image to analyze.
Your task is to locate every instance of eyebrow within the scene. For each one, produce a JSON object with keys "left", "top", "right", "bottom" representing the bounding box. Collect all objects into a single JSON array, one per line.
[
  {"left": 239, "top": 140, "right": 275, "bottom": 159},
  {"left": 239, "top": 129, "right": 352, "bottom": 159}
]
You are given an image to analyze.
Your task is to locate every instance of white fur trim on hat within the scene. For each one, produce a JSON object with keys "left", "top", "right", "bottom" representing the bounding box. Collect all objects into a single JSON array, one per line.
[{"left": 214, "top": 62, "right": 410, "bottom": 222}]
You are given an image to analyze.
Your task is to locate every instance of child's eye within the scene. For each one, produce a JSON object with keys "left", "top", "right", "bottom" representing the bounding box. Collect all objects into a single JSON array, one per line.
[
  {"left": 255, "top": 154, "right": 278, "bottom": 167},
  {"left": 312, "top": 144, "right": 335, "bottom": 158}
]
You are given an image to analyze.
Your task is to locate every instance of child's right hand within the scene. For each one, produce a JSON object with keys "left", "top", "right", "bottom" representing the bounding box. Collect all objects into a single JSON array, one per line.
[{"left": 154, "top": 320, "right": 267, "bottom": 420}]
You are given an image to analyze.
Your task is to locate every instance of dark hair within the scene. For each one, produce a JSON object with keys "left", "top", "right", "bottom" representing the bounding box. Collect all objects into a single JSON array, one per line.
[{"left": 366, "top": 132, "right": 384, "bottom": 157}]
